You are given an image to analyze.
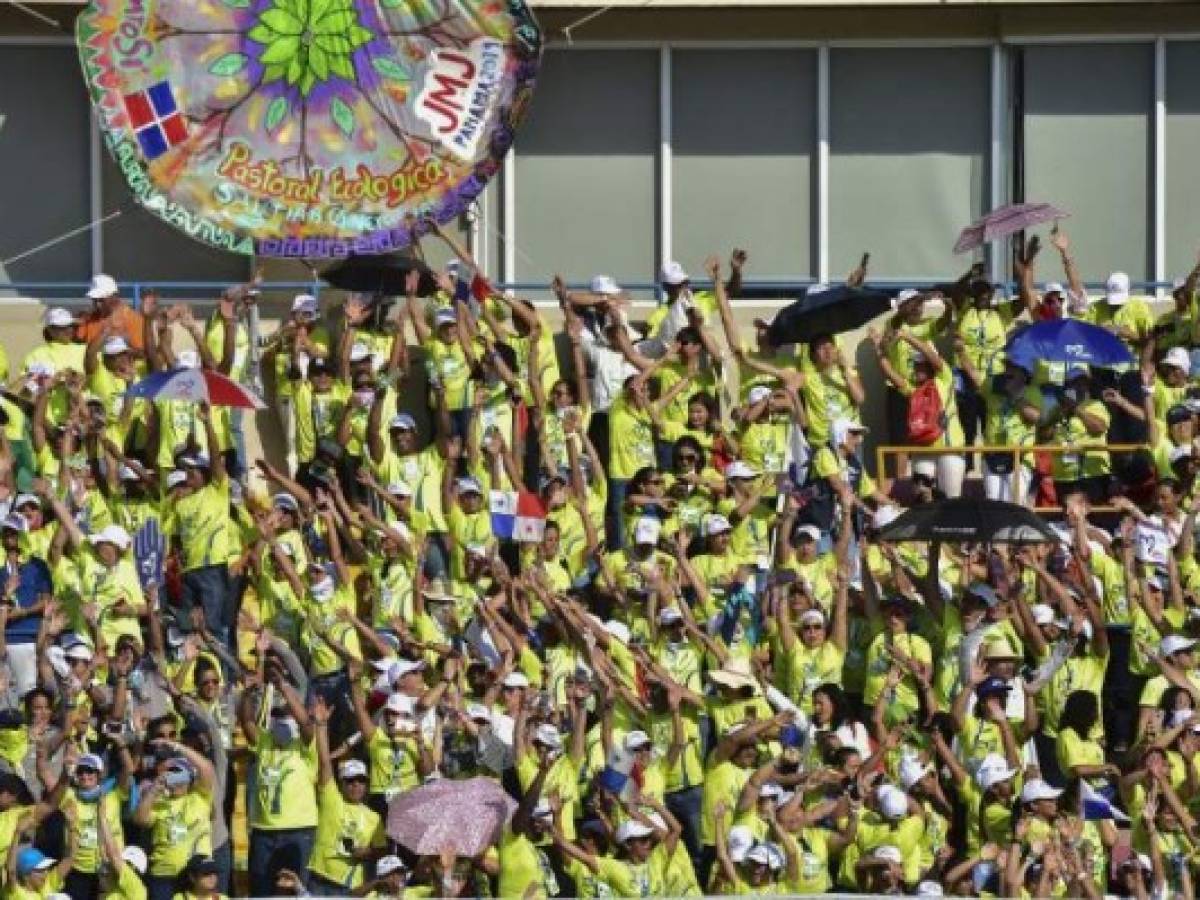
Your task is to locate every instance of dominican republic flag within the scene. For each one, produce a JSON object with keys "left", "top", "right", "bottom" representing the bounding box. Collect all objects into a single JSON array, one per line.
[
  {"left": 1081, "top": 780, "right": 1129, "bottom": 822},
  {"left": 123, "top": 81, "right": 188, "bottom": 161},
  {"left": 596, "top": 746, "right": 645, "bottom": 801},
  {"left": 489, "top": 490, "right": 546, "bottom": 542}
]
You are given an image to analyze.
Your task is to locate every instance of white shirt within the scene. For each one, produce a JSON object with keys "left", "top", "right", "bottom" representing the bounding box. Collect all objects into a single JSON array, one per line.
[{"left": 579, "top": 329, "right": 638, "bottom": 412}]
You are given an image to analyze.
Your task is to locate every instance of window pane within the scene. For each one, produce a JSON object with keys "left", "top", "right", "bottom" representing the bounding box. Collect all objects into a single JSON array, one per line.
[
  {"left": 1023, "top": 43, "right": 1152, "bottom": 283},
  {"left": 0, "top": 46, "right": 90, "bottom": 286},
  {"left": 672, "top": 49, "right": 815, "bottom": 280},
  {"left": 1166, "top": 41, "right": 1200, "bottom": 280},
  {"left": 830, "top": 47, "right": 990, "bottom": 280},
  {"left": 514, "top": 49, "right": 658, "bottom": 297}
]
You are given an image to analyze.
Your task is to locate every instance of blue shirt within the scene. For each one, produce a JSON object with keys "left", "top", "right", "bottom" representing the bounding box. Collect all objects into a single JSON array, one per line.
[{"left": 4, "top": 556, "right": 52, "bottom": 643}]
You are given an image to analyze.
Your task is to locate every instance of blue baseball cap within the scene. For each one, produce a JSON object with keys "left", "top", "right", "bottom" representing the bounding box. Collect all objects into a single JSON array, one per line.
[
  {"left": 16, "top": 848, "right": 54, "bottom": 877},
  {"left": 976, "top": 676, "right": 1012, "bottom": 698},
  {"left": 1065, "top": 366, "right": 1090, "bottom": 383}
]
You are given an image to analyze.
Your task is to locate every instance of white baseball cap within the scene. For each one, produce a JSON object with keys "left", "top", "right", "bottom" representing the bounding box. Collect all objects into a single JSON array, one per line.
[
  {"left": 87, "top": 274, "right": 119, "bottom": 300},
  {"left": 725, "top": 461, "right": 760, "bottom": 480},
  {"left": 88, "top": 524, "right": 130, "bottom": 551},
  {"left": 873, "top": 504, "right": 902, "bottom": 530},
  {"left": 44, "top": 307, "right": 74, "bottom": 328},
  {"left": 747, "top": 385, "right": 772, "bottom": 406},
  {"left": 899, "top": 757, "right": 932, "bottom": 790},
  {"left": 533, "top": 723, "right": 562, "bottom": 750},
  {"left": 376, "top": 856, "right": 406, "bottom": 877},
  {"left": 338, "top": 759, "right": 368, "bottom": 780},
  {"left": 502, "top": 672, "right": 530, "bottom": 689},
  {"left": 727, "top": 826, "right": 755, "bottom": 863},
  {"left": 589, "top": 275, "right": 622, "bottom": 296},
  {"left": 873, "top": 845, "right": 904, "bottom": 865},
  {"left": 291, "top": 294, "right": 318, "bottom": 316},
  {"left": 623, "top": 730, "right": 653, "bottom": 752},
  {"left": 121, "top": 846, "right": 148, "bottom": 875},
  {"left": 832, "top": 417, "right": 868, "bottom": 449},
  {"left": 102, "top": 336, "right": 129, "bottom": 356},
  {"left": 616, "top": 819, "right": 655, "bottom": 843},
  {"left": 891, "top": 288, "right": 921, "bottom": 309},
  {"left": 455, "top": 476, "right": 482, "bottom": 496},
  {"left": 349, "top": 342, "right": 371, "bottom": 362},
  {"left": 604, "top": 620, "right": 632, "bottom": 644},
  {"left": 1043, "top": 281, "right": 1066, "bottom": 296},
  {"left": 794, "top": 524, "right": 821, "bottom": 543},
  {"left": 975, "top": 753, "right": 1018, "bottom": 790},
  {"left": 166, "top": 470, "right": 188, "bottom": 489},
  {"left": 1161, "top": 635, "right": 1197, "bottom": 657},
  {"left": 1020, "top": 779, "right": 1063, "bottom": 803},
  {"left": 633, "top": 517, "right": 661, "bottom": 546},
  {"left": 389, "top": 413, "right": 417, "bottom": 432},
  {"left": 1106, "top": 271, "right": 1131, "bottom": 305},
  {"left": 912, "top": 458, "right": 938, "bottom": 479},
  {"left": 1030, "top": 603, "right": 1057, "bottom": 626},
  {"left": 175, "top": 350, "right": 200, "bottom": 370},
  {"left": 1165, "top": 347, "right": 1192, "bottom": 372},
  {"left": 658, "top": 606, "right": 683, "bottom": 624},
  {"left": 877, "top": 784, "right": 908, "bottom": 820},
  {"left": 384, "top": 692, "right": 416, "bottom": 716},
  {"left": 660, "top": 261, "right": 689, "bottom": 286},
  {"left": 703, "top": 514, "right": 732, "bottom": 537}
]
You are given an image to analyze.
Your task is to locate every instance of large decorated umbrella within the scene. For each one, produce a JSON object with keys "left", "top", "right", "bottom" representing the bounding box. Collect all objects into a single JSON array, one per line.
[
  {"left": 387, "top": 777, "right": 516, "bottom": 858},
  {"left": 76, "top": 0, "right": 542, "bottom": 258},
  {"left": 766, "top": 285, "right": 896, "bottom": 346},
  {"left": 1006, "top": 319, "right": 1134, "bottom": 370},
  {"left": 954, "top": 202, "right": 1069, "bottom": 254},
  {"left": 876, "top": 498, "right": 1060, "bottom": 544},
  {"left": 127, "top": 368, "right": 265, "bottom": 409}
]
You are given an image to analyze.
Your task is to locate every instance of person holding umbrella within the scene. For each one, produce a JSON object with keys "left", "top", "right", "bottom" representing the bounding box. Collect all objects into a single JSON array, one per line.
[{"left": 870, "top": 324, "right": 966, "bottom": 499}]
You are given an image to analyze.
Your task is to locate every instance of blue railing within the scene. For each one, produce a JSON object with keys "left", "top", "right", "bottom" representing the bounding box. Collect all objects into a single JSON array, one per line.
[{"left": 0, "top": 279, "right": 1183, "bottom": 308}]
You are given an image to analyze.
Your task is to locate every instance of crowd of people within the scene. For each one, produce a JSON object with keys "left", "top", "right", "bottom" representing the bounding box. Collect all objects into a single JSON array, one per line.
[{"left": 3, "top": 221, "right": 1200, "bottom": 900}]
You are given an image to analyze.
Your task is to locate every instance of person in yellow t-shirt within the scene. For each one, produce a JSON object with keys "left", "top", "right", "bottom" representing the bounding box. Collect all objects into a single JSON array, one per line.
[
  {"left": 498, "top": 752, "right": 559, "bottom": 900},
  {"left": 608, "top": 379, "right": 662, "bottom": 548},
  {"left": 1046, "top": 367, "right": 1111, "bottom": 502},
  {"left": 5, "top": 844, "right": 73, "bottom": 900},
  {"left": 164, "top": 407, "right": 234, "bottom": 647},
  {"left": 131, "top": 739, "right": 216, "bottom": 894},
  {"left": 96, "top": 811, "right": 148, "bottom": 900},
  {"left": 307, "top": 698, "right": 386, "bottom": 894},
  {"left": 237, "top": 675, "right": 318, "bottom": 898}
]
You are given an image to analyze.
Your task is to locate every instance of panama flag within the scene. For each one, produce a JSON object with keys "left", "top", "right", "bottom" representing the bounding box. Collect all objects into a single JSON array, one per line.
[
  {"left": 123, "top": 81, "right": 188, "bottom": 161},
  {"left": 1080, "top": 780, "right": 1129, "bottom": 822},
  {"left": 596, "top": 746, "right": 645, "bottom": 801},
  {"left": 489, "top": 490, "right": 546, "bottom": 542}
]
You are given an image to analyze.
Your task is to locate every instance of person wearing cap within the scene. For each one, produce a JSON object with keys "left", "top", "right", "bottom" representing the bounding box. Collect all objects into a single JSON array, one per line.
[
  {"left": 348, "top": 678, "right": 433, "bottom": 813},
  {"left": 405, "top": 273, "right": 477, "bottom": 433},
  {"left": 549, "top": 801, "right": 684, "bottom": 897},
  {"left": 128, "top": 724, "right": 216, "bottom": 900},
  {"left": 177, "top": 854, "right": 223, "bottom": 900},
  {"left": 606, "top": 371, "right": 665, "bottom": 550},
  {"left": 1045, "top": 365, "right": 1112, "bottom": 502},
  {"left": 513, "top": 698, "right": 586, "bottom": 842},
  {"left": 862, "top": 574, "right": 932, "bottom": 724},
  {"left": 941, "top": 271, "right": 1024, "bottom": 456},
  {"left": 307, "top": 697, "right": 386, "bottom": 893},
  {"left": 75, "top": 275, "right": 145, "bottom": 355},
  {"left": 648, "top": 325, "right": 721, "bottom": 446},
  {"left": 238, "top": 667, "right": 319, "bottom": 897},
  {"left": 25, "top": 309, "right": 84, "bottom": 386},
  {"left": 263, "top": 293, "right": 332, "bottom": 473},
  {"left": 778, "top": 576, "right": 848, "bottom": 715},
  {"left": 838, "top": 784, "right": 923, "bottom": 889},
  {"left": 1088, "top": 266, "right": 1156, "bottom": 343},
  {"left": 1151, "top": 404, "right": 1197, "bottom": 480},
  {"left": 870, "top": 287, "right": 937, "bottom": 430},
  {"left": 43, "top": 503, "right": 145, "bottom": 654},
  {"left": 1151, "top": 346, "right": 1195, "bottom": 427},
  {"left": 733, "top": 374, "right": 799, "bottom": 493},
  {"left": 0, "top": 504, "right": 52, "bottom": 699},
  {"left": 59, "top": 749, "right": 132, "bottom": 899},
  {"left": 497, "top": 749, "right": 561, "bottom": 900},
  {"left": 871, "top": 312, "right": 967, "bottom": 498},
  {"left": 83, "top": 322, "right": 139, "bottom": 447},
  {"left": 805, "top": 417, "right": 885, "bottom": 537},
  {"left": 646, "top": 259, "right": 721, "bottom": 347},
  {"left": 951, "top": 666, "right": 1025, "bottom": 780},
  {"left": 289, "top": 346, "right": 350, "bottom": 477},
  {"left": 5, "top": 839, "right": 74, "bottom": 900},
  {"left": 96, "top": 793, "right": 148, "bottom": 900}
]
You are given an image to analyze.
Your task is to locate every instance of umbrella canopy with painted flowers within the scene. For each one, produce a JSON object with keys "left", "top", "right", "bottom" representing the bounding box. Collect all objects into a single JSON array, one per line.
[
  {"left": 126, "top": 368, "right": 265, "bottom": 410},
  {"left": 387, "top": 776, "right": 517, "bottom": 858},
  {"left": 876, "top": 498, "right": 1060, "bottom": 544},
  {"left": 954, "top": 202, "right": 1070, "bottom": 255},
  {"left": 766, "top": 285, "right": 897, "bottom": 346},
  {"left": 322, "top": 253, "right": 439, "bottom": 298},
  {"left": 1005, "top": 319, "right": 1134, "bottom": 370}
]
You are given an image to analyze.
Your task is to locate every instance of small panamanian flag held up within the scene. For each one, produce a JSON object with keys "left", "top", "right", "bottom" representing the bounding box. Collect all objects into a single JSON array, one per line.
[
  {"left": 490, "top": 490, "right": 546, "bottom": 542},
  {"left": 123, "top": 81, "right": 188, "bottom": 161}
]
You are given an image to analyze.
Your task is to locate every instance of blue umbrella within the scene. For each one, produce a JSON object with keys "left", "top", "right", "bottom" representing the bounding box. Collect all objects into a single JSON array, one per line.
[{"left": 1005, "top": 319, "right": 1134, "bottom": 369}]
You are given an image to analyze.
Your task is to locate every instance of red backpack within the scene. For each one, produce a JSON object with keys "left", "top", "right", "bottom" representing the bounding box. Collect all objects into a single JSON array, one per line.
[{"left": 907, "top": 381, "right": 946, "bottom": 445}]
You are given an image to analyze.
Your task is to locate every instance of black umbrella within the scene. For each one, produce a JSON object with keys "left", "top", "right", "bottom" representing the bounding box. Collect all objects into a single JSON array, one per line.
[
  {"left": 321, "top": 253, "right": 438, "bottom": 297},
  {"left": 766, "top": 285, "right": 896, "bottom": 346},
  {"left": 876, "top": 498, "right": 1060, "bottom": 544}
]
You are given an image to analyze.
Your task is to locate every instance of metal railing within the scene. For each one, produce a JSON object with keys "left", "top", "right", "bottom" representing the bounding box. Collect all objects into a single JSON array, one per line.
[
  {"left": 0, "top": 278, "right": 1185, "bottom": 308},
  {"left": 875, "top": 442, "right": 1152, "bottom": 513}
]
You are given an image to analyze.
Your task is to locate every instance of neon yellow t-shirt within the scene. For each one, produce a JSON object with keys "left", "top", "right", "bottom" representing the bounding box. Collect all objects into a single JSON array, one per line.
[{"left": 309, "top": 780, "right": 385, "bottom": 889}]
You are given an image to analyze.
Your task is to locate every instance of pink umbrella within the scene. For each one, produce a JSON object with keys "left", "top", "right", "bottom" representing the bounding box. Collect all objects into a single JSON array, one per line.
[
  {"left": 387, "top": 777, "right": 517, "bottom": 858},
  {"left": 954, "top": 202, "right": 1070, "bottom": 254}
]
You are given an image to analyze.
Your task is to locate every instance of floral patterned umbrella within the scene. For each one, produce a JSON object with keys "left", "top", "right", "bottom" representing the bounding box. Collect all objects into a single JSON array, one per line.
[
  {"left": 76, "top": 0, "right": 541, "bottom": 258},
  {"left": 387, "top": 777, "right": 517, "bottom": 858}
]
